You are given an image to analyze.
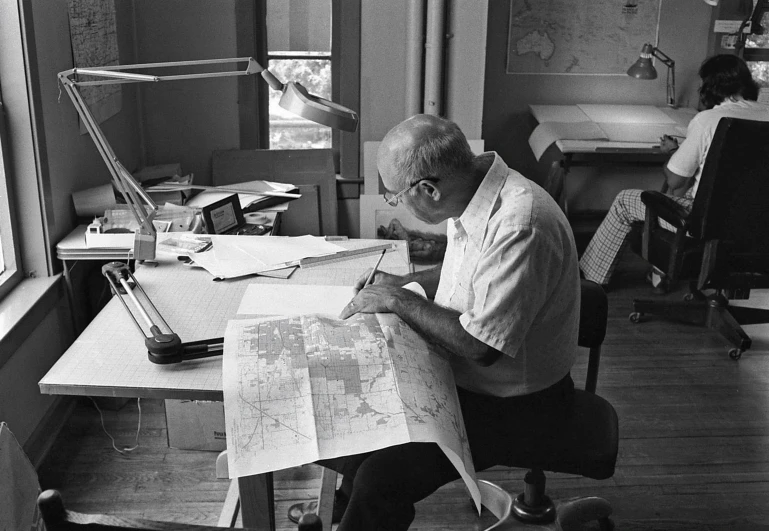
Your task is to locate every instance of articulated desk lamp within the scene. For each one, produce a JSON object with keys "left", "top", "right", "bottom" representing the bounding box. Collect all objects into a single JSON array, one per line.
[
  {"left": 627, "top": 43, "right": 676, "bottom": 108},
  {"left": 58, "top": 57, "right": 359, "bottom": 364}
]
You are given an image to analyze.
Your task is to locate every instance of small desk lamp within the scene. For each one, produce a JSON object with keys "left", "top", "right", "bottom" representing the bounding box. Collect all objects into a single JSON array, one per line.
[
  {"left": 627, "top": 43, "right": 676, "bottom": 107},
  {"left": 58, "top": 57, "right": 359, "bottom": 365},
  {"left": 58, "top": 57, "right": 358, "bottom": 262}
]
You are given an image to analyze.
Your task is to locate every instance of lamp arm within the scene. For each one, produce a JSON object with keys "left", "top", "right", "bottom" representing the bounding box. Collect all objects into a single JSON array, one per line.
[
  {"left": 651, "top": 47, "right": 675, "bottom": 70},
  {"left": 58, "top": 75, "right": 158, "bottom": 260},
  {"left": 652, "top": 47, "right": 676, "bottom": 108},
  {"left": 102, "top": 262, "right": 223, "bottom": 364}
]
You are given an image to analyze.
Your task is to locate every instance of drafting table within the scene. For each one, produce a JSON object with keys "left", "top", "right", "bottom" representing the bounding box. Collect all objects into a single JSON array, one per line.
[
  {"left": 40, "top": 238, "right": 411, "bottom": 530},
  {"left": 528, "top": 104, "right": 697, "bottom": 214}
]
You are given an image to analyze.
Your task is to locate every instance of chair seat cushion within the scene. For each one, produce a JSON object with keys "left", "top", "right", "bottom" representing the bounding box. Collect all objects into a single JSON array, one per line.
[{"left": 500, "top": 390, "right": 618, "bottom": 480}]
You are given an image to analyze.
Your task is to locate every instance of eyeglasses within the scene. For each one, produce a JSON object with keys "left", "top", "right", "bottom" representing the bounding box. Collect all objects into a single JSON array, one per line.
[{"left": 382, "top": 177, "right": 438, "bottom": 207}]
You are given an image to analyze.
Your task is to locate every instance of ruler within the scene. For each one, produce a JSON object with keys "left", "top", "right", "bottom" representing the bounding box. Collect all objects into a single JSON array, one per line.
[{"left": 296, "top": 242, "right": 395, "bottom": 268}]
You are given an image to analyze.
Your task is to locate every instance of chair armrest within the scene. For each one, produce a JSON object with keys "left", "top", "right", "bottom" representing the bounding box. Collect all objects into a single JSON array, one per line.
[{"left": 640, "top": 191, "right": 689, "bottom": 230}]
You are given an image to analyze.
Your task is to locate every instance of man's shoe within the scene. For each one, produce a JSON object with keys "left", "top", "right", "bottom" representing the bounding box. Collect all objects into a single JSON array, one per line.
[
  {"left": 647, "top": 268, "right": 670, "bottom": 295},
  {"left": 287, "top": 489, "right": 349, "bottom": 525}
]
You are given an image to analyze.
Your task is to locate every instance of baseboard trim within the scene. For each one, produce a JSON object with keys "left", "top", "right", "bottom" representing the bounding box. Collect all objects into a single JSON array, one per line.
[{"left": 25, "top": 396, "right": 75, "bottom": 470}]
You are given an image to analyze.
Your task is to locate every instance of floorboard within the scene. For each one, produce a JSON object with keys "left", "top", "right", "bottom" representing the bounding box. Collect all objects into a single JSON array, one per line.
[{"left": 37, "top": 251, "right": 769, "bottom": 530}]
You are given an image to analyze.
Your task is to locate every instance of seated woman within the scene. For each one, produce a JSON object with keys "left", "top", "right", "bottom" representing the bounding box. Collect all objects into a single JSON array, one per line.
[{"left": 579, "top": 54, "right": 769, "bottom": 292}]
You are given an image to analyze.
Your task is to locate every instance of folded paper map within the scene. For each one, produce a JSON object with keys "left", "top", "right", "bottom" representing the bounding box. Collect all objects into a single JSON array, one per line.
[{"left": 222, "top": 311, "right": 481, "bottom": 512}]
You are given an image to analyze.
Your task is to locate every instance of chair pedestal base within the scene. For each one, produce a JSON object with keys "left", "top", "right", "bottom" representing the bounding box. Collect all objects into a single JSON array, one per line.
[
  {"left": 503, "top": 496, "right": 614, "bottom": 530},
  {"left": 631, "top": 294, "right": 769, "bottom": 357}
]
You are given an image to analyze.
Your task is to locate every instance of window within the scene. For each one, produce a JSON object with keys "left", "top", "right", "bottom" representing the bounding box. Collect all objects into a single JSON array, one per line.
[
  {"left": 262, "top": 0, "right": 360, "bottom": 179},
  {"left": 0, "top": 94, "right": 22, "bottom": 301},
  {"left": 266, "top": 0, "right": 332, "bottom": 150}
]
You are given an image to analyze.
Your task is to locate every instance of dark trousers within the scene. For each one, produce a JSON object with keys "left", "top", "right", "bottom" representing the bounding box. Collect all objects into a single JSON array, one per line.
[{"left": 318, "top": 373, "right": 575, "bottom": 531}]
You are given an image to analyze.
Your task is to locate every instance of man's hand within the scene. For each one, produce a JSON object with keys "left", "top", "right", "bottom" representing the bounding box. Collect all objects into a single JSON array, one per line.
[
  {"left": 659, "top": 134, "right": 679, "bottom": 155},
  {"left": 351, "top": 269, "right": 404, "bottom": 294},
  {"left": 339, "top": 284, "right": 418, "bottom": 319}
]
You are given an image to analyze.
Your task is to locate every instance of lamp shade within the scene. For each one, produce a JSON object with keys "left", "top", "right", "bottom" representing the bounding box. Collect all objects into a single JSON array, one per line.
[{"left": 627, "top": 43, "right": 658, "bottom": 80}]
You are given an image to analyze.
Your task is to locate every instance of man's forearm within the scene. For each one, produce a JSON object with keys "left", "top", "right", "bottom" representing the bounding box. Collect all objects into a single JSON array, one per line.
[{"left": 390, "top": 293, "right": 501, "bottom": 367}]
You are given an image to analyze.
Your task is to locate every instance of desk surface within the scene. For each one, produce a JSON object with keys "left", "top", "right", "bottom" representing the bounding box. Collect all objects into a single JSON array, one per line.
[
  {"left": 529, "top": 104, "right": 697, "bottom": 157},
  {"left": 40, "top": 239, "right": 411, "bottom": 400}
]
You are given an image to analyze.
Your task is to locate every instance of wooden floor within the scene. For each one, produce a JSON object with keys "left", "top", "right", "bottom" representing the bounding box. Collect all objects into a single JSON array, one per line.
[{"left": 38, "top": 253, "right": 769, "bottom": 530}]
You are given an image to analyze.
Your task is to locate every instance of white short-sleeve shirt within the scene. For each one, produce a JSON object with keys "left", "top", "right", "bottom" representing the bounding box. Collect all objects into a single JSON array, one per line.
[
  {"left": 667, "top": 99, "right": 769, "bottom": 198},
  {"left": 434, "top": 152, "right": 580, "bottom": 397}
]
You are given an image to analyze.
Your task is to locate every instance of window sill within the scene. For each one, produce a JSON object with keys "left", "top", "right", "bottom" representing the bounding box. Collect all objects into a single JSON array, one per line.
[{"left": 0, "top": 275, "right": 63, "bottom": 370}]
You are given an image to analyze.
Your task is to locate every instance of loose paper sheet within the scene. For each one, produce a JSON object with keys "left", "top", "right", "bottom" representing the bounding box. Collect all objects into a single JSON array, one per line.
[
  {"left": 528, "top": 121, "right": 608, "bottom": 161},
  {"left": 577, "top": 104, "right": 675, "bottom": 124},
  {"left": 237, "top": 284, "right": 355, "bottom": 317},
  {"left": 529, "top": 105, "right": 591, "bottom": 123},
  {"left": 223, "top": 313, "right": 481, "bottom": 513},
  {"left": 188, "top": 235, "right": 346, "bottom": 279}
]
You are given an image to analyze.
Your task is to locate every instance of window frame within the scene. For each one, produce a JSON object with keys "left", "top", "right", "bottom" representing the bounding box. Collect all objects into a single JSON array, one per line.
[
  {"left": 246, "top": 0, "right": 360, "bottom": 179},
  {"left": 0, "top": 74, "right": 23, "bottom": 303}
]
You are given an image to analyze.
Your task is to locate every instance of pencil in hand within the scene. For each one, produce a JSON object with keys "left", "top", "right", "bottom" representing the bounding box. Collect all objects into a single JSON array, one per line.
[{"left": 363, "top": 249, "right": 387, "bottom": 288}]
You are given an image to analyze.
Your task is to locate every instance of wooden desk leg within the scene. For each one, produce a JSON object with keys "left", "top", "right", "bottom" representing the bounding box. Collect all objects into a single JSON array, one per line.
[{"left": 238, "top": 473, "right": 275, "bottom": 530}]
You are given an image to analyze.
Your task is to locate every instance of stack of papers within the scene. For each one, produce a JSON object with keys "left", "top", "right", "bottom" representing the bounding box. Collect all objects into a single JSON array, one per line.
[
  {"left": 185, "top": 180, "right": 298, "bottom": 213},
  {"left": 187, "top": 235, "right": 347, "bottom": 279}
]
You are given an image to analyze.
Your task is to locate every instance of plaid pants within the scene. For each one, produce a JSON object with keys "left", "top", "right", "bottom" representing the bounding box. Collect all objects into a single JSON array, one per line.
[{"left": 579, "top": 189, "right": 693, "bottom": 286}]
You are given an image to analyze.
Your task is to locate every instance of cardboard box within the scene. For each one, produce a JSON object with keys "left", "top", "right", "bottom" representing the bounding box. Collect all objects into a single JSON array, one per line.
[{"left": 165, "top": 399, "right": 226, "bottom": 451}]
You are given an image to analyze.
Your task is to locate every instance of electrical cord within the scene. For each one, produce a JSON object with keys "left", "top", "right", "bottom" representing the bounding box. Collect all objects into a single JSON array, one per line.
[{"left": 90, "top": 396, "right": 142, "bottom": 455}]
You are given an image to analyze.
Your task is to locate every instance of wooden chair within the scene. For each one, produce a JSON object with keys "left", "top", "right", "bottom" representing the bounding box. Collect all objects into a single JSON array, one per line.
[
  {"left": 629, "top": 118, "right": 769, "bottom": 360},
  {"left": 37, "top": 489, "right": 322, "bottom": 531},
  {"left": 479, "top": 279, "right": 617, "bottom": 530}
]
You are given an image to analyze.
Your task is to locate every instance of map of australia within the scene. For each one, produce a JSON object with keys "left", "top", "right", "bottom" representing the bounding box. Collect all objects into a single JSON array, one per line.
[
  {"left": 507, "top": 0, "right": 661, "bottom": 74},
  {"left": 223, "top": 312, "right": 480, "bottom": 509}
]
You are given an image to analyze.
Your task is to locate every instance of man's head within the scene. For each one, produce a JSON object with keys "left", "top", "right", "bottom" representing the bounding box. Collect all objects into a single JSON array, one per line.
[
  {"left": 377, "top": 114, "right": 477, "bottom": 224},
  {"left": 698, "top": 54, "right": 759, "bottom": 110}
]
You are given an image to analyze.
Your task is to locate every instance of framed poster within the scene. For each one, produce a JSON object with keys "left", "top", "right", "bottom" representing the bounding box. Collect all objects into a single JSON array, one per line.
[{"left": 359, "top": 195, "right": 448, "bottom": 264}]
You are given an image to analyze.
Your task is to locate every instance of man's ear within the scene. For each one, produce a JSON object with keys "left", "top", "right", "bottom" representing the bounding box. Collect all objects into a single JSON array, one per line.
[{"left": 420, "top": 180, "right": 441, "bottom": 202}]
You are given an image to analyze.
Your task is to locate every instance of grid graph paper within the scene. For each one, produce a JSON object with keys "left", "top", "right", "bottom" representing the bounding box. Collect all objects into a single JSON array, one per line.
[{"left": 40, "top": 240, "right": 410, "bottom": 400}]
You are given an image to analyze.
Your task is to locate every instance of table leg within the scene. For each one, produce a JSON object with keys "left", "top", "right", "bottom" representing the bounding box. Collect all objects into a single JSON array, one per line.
[
  {"left": 61, "top": 259, "right": 82, "bottom": 335},
  {"left": 238, "top": 472, "right": 275, "bottom": 530}
]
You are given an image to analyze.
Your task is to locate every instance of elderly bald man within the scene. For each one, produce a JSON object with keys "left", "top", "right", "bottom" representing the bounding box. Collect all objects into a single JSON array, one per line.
[{"left": 314, "top": 115, "right": 581, "bottom": 530}]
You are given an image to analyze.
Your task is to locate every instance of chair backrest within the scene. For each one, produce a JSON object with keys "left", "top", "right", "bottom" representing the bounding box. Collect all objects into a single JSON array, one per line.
[
  {"left": 578, "top": 279, "right": 608, "bottom": 394},
  {"left": 686, "top": 118, "right": 769, "bottom": 253}
]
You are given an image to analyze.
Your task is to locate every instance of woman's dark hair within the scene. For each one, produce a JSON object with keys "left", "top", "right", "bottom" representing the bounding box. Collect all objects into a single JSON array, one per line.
[{"left": 698, "top": 54, "right": 759, "bottom": 109}]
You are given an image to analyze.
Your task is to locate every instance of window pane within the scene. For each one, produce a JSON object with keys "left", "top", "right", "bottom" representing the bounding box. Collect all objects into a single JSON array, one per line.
[
  {"left": 748, "top": 62, "right": 769, "bottom": 87},
  {"left": 267, "top": 0, "right": 331, "bottom": 53},
  {"left": 268, "top": 58, "right": 331, "bottom": 150}
]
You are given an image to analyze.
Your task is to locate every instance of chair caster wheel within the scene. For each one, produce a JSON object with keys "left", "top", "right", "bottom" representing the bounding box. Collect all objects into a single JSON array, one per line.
[
  {"left": 728, "top": 348, "right": 743, "bottom": 360},
  {"left": 683, "top": 292, "right": 694, "bottom": 301},
  {"left": 629, "top": 312, "right": 643, "bottom": 323}
]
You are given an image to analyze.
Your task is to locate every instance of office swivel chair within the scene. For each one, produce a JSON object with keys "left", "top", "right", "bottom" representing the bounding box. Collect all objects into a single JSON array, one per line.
[
  {"left": 475, "top": 278, "right": 617, "bottom": 530},
  {"left": 37, "top": 489, "right": 322, "bottom": 530},
  {"left": 629, "top": 118, "right": 769, "bottom": 360}
]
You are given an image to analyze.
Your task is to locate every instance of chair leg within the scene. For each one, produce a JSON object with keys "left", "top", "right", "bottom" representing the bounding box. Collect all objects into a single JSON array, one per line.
[
  {"left": 555, "top": 496, "right": 614, "bottom": 530},
  {"left": 727, "top": 305, "right": 769, "bottom": 326},
  {"left": 316, "top": 467, "right": 338, "bottom": 530},
  {"left": 511, "top": 469, "right": 556, "bottom": 524},
  {"left": 632, "top": 298, "right": 709, "bottom": 326},
  {"left": 705, "top": 305, "right": 752, "bottom": 353}
]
